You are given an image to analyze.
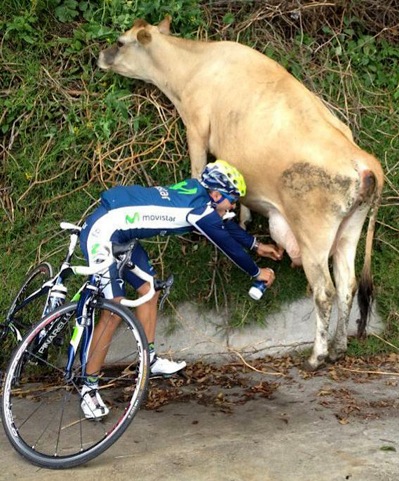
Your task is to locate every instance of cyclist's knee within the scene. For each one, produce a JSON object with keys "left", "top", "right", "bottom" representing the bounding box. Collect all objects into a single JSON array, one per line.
[
  {"left": 112, "top": 296, "right": 125, "bottom": 303},
  {"left": 137, "top": 282, "right": 160, "bottom": 301}
]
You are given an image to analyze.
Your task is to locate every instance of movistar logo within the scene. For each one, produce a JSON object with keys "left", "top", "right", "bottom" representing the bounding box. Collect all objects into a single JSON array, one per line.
[
  {"left": 169, "top": 181, "right": 197, "bottom": 195},
  {"left": 142, "top": 214, "right": 176, "bottom": 222},
  {"left": 125, "top": 212, "right": 140, "bottom": 224}
]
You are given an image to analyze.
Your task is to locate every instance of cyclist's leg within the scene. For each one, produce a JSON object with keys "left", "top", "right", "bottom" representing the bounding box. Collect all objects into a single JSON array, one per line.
[
  {"left": 124, "top": 242, "right": 159, "bottom": 343},
  {"left": 135, "top": 282, "right": 160, "bottom": 343},
  {"left": 84, "top": 298, "right": 123, "bottom": 379},
  {"left": 124, "top": 245, "right": 186, "bottom": 376},
  {"left": 81, "top": 287, "right": 123, "bottom": 419},
  {"left": 84, "top": 262, "right": 125, "bottom": 379}
]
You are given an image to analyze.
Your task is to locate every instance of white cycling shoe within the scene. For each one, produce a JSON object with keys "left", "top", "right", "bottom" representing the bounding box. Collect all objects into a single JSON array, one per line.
[
  {"left": 150, "top": 356, "right": 186, "bottom": 377},
  {"left": 81, "top": 384, "right": 110, "bottom": 420}
]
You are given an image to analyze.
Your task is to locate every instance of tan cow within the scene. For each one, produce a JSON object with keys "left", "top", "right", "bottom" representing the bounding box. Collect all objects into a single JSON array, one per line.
[{"left": 98, "top": 16, "right": 384, "bottom": 371}]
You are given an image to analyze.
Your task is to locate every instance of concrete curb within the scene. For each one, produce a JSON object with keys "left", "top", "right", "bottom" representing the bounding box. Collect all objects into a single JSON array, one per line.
[{"left": 154, "top": 297, "right": 383, "bottom": 361}]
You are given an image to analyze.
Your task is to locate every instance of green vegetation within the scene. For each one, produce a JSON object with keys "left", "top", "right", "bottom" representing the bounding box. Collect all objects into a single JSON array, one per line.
[{"left": 1, "top": 1, "right": 398, "bottom": 354}]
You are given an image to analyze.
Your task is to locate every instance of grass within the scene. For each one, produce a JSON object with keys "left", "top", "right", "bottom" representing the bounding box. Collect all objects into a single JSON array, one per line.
[{"left": 1, "top": 0, "right": 399, "bottom": 358}]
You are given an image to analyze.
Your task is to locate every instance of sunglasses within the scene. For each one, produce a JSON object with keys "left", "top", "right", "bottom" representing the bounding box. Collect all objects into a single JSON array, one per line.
[{"left": 222, "top": 192, "right": 240, "bottom": 204}]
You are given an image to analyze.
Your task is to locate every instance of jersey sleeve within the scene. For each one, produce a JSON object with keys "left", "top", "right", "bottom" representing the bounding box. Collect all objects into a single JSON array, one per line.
[
  {"left": 187, "top": 206, "right": 260, "bottom": 278},
  {"left": 223, "top": 219, "right": 257, "bottom": 250}
]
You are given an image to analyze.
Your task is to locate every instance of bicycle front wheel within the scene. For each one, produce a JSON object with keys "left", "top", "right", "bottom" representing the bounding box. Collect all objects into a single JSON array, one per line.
[{"left": 1, "top": 299, "right": 150, "bottom": 469}]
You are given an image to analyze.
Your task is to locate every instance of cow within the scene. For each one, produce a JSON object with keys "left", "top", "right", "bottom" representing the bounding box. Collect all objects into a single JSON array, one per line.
[{"left": 98, "top": 15, "right": 384, "bottom": 371}]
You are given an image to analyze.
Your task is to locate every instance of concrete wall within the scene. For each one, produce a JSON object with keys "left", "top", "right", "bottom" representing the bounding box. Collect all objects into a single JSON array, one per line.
[{"left": 154, "top": 297, "right": 383, "bottom": 362}]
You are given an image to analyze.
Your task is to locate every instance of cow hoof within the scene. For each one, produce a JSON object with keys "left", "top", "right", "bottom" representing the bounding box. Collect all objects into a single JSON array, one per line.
[
  {"left": 302, "top": 360, "right": 319, "bottom": 372},
  {"left": 302, "top": 355, "right": 328, "bottom": 372},
  {"left": 327, "top": 350, "right": 345, "bottom": 363}
]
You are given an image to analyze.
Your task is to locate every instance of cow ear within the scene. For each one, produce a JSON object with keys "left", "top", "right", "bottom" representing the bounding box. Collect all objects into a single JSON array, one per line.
[
  {"left": 137, "top": 29, "right": 152, "bottom": 45},
  {"left": 158, "top": 15, "right": 171, "bottom": 35},
  {"left": 133, "top": 19, "right": 148, "bottom": 29}
]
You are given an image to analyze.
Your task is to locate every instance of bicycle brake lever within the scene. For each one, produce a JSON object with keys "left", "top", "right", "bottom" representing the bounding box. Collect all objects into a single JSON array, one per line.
[{"left": 156, "top": 275, "right": 174, "bottom": 310}]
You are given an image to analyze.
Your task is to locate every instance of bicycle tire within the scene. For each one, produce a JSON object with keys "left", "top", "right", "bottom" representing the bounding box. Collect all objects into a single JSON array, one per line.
[
  {"left": 6, "top": 262, "right": 54, "bottom": 338},
  {"left": 1, "top": 299, "right": 150, "bottom": 469}
]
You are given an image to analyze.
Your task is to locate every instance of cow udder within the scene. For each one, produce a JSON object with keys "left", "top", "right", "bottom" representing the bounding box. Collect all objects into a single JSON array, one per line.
[{"left": 268, "top": 209, "right": 302, "bottom": 266}]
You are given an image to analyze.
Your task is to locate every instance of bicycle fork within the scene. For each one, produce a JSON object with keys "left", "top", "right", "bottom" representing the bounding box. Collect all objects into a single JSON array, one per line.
[{"left": 64, "top": 283, "right": 98, "bottom": 382}]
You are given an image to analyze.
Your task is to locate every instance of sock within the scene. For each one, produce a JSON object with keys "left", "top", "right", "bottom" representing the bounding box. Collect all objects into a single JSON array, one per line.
[
  {"left": 85, "top": 375, "right": 99, "bottom": 388},
  {"left": 149, "top": 342, "right": 155, "bottom": 363}
]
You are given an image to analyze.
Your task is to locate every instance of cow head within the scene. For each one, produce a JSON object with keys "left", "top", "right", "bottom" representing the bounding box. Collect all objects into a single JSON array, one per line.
[{"left": 98, "top": 16, "right": 171, "bottom": 80}]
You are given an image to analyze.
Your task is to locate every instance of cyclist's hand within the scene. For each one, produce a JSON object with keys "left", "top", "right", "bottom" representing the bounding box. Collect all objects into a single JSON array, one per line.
[
  {"left": 256, "top": 267, "right": 276, "bottom": 286},
  {"left": 256, "top": 243, "right": 284, "bottom": 261}
]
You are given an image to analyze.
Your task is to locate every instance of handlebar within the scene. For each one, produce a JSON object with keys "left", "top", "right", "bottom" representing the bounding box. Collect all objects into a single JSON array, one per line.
[
  {"left": 60, "top": 222, "right": 81, "bottom": 234},
  {"left": 120, "top": 265, "right": 155, "bottom": 308},
  {"left": 68, "top": 238, "right": 170, "bottom": 309},
  {"left": 60, "top": 222, "right": 81, "bottom": 266},
  {"left": 71, "top": 258, "right": 115, "bottom": 276}
]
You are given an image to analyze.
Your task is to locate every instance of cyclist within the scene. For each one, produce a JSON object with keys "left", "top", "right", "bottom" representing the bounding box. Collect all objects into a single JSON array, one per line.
[{"left": 79, "top": 160, "right": 284, "bottom": 418}]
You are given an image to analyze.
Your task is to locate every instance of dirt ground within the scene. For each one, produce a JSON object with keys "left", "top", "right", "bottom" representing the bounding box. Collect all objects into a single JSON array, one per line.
[{"left": 1, "top": 354, "right": 399, "bottom": 481}]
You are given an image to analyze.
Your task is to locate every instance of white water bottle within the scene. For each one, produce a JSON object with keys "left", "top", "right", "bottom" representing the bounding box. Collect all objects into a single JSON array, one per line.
[
  {"left": 47, "top": 284, "right": 67, "bottom": 313},
  {"left": 248, "top": 280, "right": 267, "bottom": 300}
]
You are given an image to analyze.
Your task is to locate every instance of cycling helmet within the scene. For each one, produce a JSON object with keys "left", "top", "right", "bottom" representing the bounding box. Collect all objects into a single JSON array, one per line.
[{"left": 200, "top": 160, "right": 246, "bottom": 198}]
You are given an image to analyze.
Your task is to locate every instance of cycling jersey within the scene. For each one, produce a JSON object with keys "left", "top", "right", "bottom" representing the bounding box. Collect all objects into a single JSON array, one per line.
[{"left": 80, "top": 179, "right": 260, "bottom": 281}]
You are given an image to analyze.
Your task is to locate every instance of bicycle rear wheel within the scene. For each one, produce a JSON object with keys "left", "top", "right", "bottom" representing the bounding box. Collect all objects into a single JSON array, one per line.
[
  {"left": 6, "top": 262, "right": 53, "bottom": 339},
  {"left": 1, "top": 299, "right": 150, "bottom": 469}
]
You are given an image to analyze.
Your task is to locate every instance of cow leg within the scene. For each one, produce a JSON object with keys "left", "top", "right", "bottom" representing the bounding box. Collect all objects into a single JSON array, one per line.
[
  {"left": 239, "top": 205, "right": 252, "bottom": 229},
  {"left": 329, "top": 208, "right": 370, "bottom": 361},
  {"left": 187, "top": 130, "right": 253, "bottom": 229},
  {"left": 186, "top": 126, "right": 209, "bottom": 178},
  {"left": 301, "top": 254, "right": 336, "bottom": 371},
  {"left": 328, "top": 243, "right": 356, "bottom": 362}
]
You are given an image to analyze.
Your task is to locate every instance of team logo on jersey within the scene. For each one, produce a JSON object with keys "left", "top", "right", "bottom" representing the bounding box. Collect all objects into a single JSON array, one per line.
[
  {"left": 169, "top": 180, "right": 198, "bottom": 195},
  {"left": 125, "top": 212, "right": 140, "bottom": 224}
]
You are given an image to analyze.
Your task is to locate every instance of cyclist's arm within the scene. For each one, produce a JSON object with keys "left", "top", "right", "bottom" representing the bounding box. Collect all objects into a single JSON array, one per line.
[
  {"left": 187, "top": 206, "right": 260, "bottom": 278},
  {"left": 223, "top": 219, "right": 257, "bottom": 250},
  {"left": 224, "top": 217, "right": 284, "bottom": 262}
]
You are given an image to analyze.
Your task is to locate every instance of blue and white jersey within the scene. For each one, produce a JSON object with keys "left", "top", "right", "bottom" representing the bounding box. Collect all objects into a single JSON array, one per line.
[{"left": 81, "top": 179, "right": 260, "bottom": 277}]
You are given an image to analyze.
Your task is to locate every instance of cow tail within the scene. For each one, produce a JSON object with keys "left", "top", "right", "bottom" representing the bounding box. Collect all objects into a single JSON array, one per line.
[{"left": 357, "top": 176, "right": 382, "bottom": 338}]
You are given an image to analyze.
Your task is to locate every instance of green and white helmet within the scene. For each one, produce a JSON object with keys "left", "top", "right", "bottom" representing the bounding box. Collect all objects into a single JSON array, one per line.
[{"left": 200, "top": 160, "right": 247, "bottom": 198}]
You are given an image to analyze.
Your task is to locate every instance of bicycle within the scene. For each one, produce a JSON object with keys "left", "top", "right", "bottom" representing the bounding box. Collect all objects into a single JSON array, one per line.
[
  {"left": 1, "top": 222, "right": 82, "bottom": 349},
  {"left": 1, "top": 237, "right": 174, "bottom": 469}
]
